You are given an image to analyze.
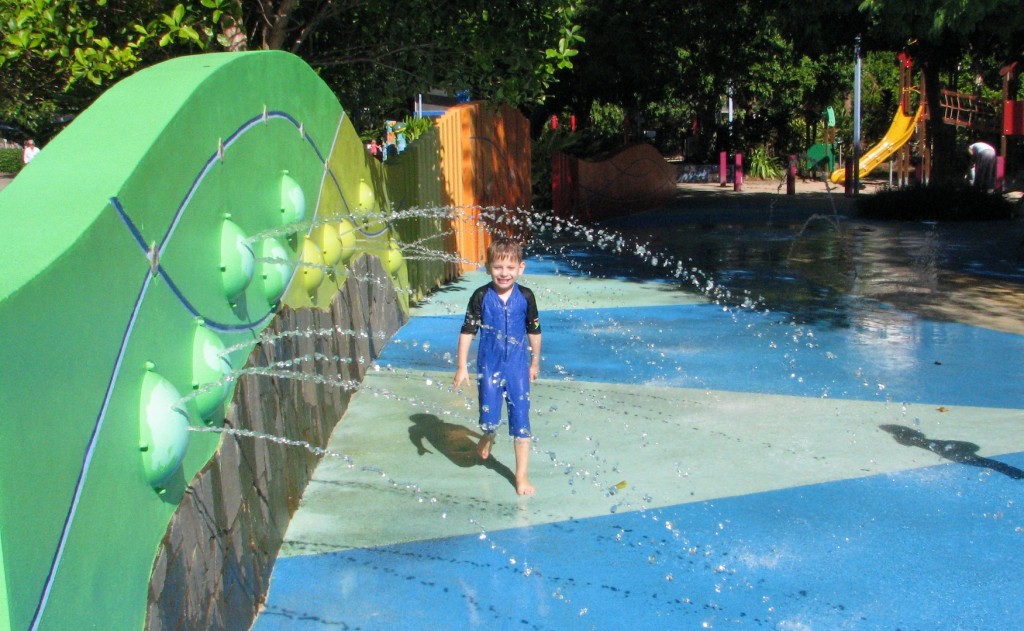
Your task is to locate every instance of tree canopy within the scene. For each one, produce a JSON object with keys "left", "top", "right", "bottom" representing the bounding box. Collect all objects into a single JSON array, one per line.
[
  {"left": 2, "top": 0, "right": 1023, "bottom": 177},
  {"left": 1, "top": 0, "right": 582, "bottom": 139}
]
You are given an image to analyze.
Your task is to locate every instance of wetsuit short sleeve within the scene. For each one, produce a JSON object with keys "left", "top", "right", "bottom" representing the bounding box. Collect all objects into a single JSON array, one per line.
[
  {"left": 519, "top": 285, "right": 541, "bottom": 334},
  {"left": 460, "top": 285, "right": 489, "bottom": 334}
]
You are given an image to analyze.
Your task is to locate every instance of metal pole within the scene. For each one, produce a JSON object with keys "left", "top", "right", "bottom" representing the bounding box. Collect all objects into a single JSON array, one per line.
[
  {"left": 853, "top": 35, "right": 862, "bottom": 194},
  {"left": 727, "top": 81, "right": 734, "bottom": 154}
]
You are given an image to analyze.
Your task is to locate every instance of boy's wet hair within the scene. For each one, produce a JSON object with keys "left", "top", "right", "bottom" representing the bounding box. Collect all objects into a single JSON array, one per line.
[{"left": 486, "top": 237, "right": 523, "bottom": 264}]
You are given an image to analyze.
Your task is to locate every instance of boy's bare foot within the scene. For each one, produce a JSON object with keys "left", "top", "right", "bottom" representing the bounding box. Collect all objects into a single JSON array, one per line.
[
  {"left": 516, "top": 477, "right": 535, "bottom": 496},
  {"left": 477, "top": 434, "right": 494, "bottom": 460},
  {"left": 513, "top": 437, "right": 534, "bottom": 495}
]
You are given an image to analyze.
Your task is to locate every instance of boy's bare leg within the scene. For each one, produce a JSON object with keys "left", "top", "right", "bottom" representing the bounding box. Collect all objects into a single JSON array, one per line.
[
  {"left": 514, "top": 438, "right": 535, "bottom": 496},
  {"left": 477, "top": 432, "right": 495, "bottom": 460}
]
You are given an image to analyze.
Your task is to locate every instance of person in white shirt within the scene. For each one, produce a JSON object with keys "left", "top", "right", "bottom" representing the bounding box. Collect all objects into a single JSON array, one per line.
[
  {"left": 22, "top": 138, "right": 40, "bottom": 164},
  {"left": 968, "top": 141, "right": 996, "bottom": 189}
]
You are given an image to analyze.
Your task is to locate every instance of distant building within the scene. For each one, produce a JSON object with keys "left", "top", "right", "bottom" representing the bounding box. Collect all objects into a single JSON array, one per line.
[{"left": 414, "top": 90, "right": 471, "bottom": 118}]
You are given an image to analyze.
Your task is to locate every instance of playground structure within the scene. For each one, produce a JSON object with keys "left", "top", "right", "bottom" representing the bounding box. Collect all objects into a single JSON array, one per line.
[
  {"left": 830, "top": 52, "right": 922, "bottom": 186},
  {"left": 805, "top": 106, "right": 838, "bottom": 176},
  {"left": 939, "top": 61, "right": 1024, "bottom": 185},
  {"left": 827, "top": 55, "right": 1024, "bottom": 189},
  {"left": 0, "top": 51, "right": 531, "bottom": 630}
]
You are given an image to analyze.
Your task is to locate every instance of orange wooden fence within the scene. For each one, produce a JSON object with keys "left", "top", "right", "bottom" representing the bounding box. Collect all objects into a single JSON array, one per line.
[{"left": 436, "top": 102, "right": 532, "bottom": 271}]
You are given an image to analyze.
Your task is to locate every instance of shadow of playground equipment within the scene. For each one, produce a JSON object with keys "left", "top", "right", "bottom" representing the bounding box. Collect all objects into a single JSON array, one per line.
[{"left": 880, "top": 424, "right": 1024, "bottom": 479}]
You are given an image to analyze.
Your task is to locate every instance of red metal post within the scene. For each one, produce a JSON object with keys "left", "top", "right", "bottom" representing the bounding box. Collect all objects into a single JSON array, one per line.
[
  {"left": 787, "top": 155, "right": 796, "bottom": 195},
  {"left": 551, "top": 150, "right": 567, "bottom": 216},
  {"left": 719, "top": 151, "right": 728, "bottom": 187},
  {"left": 734, "top": 153, "right": 743, "bottom": 192}
]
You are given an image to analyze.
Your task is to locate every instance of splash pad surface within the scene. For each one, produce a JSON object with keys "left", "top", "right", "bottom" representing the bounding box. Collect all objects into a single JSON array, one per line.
[{"left": 255, "top": 193, "right": 1024, "bottom": 629}]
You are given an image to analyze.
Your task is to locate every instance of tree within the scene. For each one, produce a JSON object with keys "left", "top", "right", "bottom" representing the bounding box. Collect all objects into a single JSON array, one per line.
[
  {"left": 543, "top": 0, "right": 846, "bottom": 162},
  {"left": 271, "top": 0, "right": 583, "bottom": 133},
  {"left": 0, "top": 0, "right": 232, "bottom": 137},
  {"left": 0, "top": 0, "right": 582, "bottom": 139}
]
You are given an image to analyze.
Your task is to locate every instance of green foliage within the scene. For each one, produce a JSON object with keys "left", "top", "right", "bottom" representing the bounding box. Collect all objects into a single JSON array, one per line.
[
  {"left": 0, "top": 148, "right": 22, "bottom": 173},
  {"left": 357, "top": 115, "right": 435, "bottom": 147},
  {"left": 5, "top": 0, "right": 1024, "bottom": 184},
  {"left": 746, "top": 146, "right": 784, "bottom": 179},
  {"left": 305, "top": 0, "right": 582, "bottom": 135},
  {"left": 587, "top": 102, "right": 624, "bottom": 140},
  {"left": 548, "top": 2, "right": 847, "bottom": 161},
  {"left": 856, "top": 185, "right": 1017, "bottom": 220},
  {"left": 531, "top": 125, "right": 580, "bottom": 210},
  {"left": 0, "top": 0, "right": 231, "bottom": 136},
  {"left": 0, "top": 1, "right": 224, "bottom": 83},
  {"left": 859, "top": 0, "right": 1024, "bottom": 50},
  {"left": 401, "top": 116, "right": 435, "bottom": 143},
  {"left": 543, "top": 24, "right": 585, "bottom": 74},
  {"left": 0, "top": 0, "right": 581, "bottom": 139}
]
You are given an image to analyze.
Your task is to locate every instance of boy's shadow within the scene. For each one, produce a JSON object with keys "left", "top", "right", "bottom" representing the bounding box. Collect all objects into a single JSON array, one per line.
[
  {"left": 880, "top": 424, "right": 1024, "bottom": 479},
  {"left": 408, "top": 413, "right": 516, "bottom": 488}
]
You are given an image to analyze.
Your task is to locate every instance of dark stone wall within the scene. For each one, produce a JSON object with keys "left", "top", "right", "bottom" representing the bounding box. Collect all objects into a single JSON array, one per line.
[{"left": 145, "top": 254, "right": 408, "bottom": 630}]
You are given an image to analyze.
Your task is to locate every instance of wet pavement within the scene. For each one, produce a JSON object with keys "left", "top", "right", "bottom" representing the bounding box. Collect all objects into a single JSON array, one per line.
[{"left": 254, "top": 180, "right": 1024, "bottom": 630}]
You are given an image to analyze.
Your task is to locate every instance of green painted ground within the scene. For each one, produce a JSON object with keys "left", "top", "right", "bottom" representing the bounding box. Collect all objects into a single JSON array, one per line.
[{"left": 279, "top": 269, "right": 1024, "bottom": 556}]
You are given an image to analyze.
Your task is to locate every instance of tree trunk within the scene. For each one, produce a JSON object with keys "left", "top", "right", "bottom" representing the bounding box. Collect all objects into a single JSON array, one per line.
[{"left": 263, "top": 0, "right": 299, "bottom": 50}]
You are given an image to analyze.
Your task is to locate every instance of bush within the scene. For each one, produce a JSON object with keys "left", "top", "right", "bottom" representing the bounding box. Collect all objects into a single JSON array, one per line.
[
  {"left": 0, "top": 148, "right": 21, "bottom": 174},
  {"left": 856, "top": 184, "right": 1017, "bottom": 221},
  {"left": 746, "top": 146, "right": 783, "bottom": 179},
  {"left": 401, "top": 115, "right": 434, "bottom": 143}
]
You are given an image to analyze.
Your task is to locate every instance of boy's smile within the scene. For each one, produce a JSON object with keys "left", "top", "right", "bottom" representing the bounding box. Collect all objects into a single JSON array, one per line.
[{"left": 489, "top": 258, "right": 525, "bottom": 292}]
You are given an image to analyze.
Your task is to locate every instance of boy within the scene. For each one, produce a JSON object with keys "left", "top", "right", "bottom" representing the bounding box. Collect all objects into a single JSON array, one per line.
[{"left": 453, "top": 237, "right": 542, "bottom": 495}]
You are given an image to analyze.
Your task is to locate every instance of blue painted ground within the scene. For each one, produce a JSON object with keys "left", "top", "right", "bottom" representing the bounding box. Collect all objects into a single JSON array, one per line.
[
  {"left": 256, "top": 248, "right": 1024, "bottom": 630},
  {"left": 385, "top": 305, "right": 1024, "bottom": 409},
  {"left": 258, "top": 453, "right": 1024, "bottom": 630}
]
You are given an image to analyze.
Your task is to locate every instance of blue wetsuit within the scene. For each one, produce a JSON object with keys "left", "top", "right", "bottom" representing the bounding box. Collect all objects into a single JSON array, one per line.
[{"left": 460, "top": 283, "right": 541, "bottom": 438}]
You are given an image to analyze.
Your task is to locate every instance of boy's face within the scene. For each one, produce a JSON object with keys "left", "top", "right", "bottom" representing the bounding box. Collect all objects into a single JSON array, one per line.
[{"left": 488, "top": 256, "right": 525, "bottom": 291}]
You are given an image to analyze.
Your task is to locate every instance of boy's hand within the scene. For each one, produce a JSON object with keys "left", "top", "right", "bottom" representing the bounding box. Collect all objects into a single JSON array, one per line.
[
  {"left": 453, "top": 367, "right": 470, "bottom": 389},
  {"left": 529, "top": 362, "right": 540, "bottom": 383}
]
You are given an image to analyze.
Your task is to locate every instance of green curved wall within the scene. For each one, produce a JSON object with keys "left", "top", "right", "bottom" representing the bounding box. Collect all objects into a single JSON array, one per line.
[{"left": 0, "top": 51, "right": 410, "bottom": 630}]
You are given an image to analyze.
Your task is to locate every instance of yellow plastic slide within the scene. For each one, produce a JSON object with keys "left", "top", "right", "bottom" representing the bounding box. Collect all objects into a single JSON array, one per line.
[{"left": 830, "top": 104, "right": 924, "bottom": 184}]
